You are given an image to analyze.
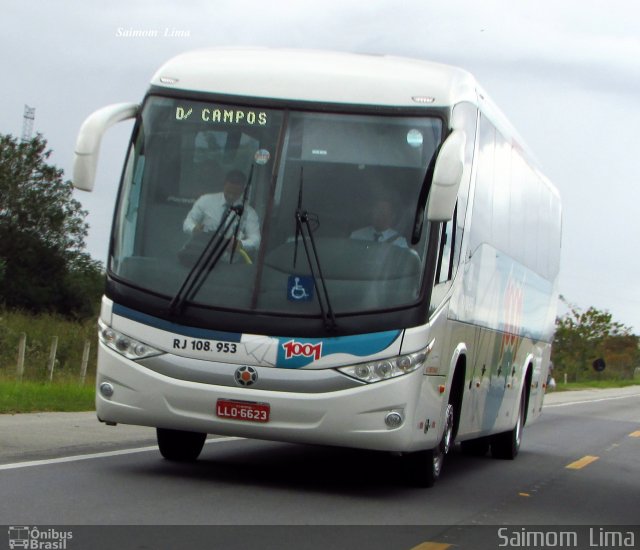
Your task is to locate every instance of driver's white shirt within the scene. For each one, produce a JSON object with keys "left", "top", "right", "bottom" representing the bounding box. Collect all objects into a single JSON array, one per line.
[
  {"left": 183, "top": 192, "right": 261, "bottom": 250},
  {"left": 350, "top": 226, "right": 408, "bottom": 248}
]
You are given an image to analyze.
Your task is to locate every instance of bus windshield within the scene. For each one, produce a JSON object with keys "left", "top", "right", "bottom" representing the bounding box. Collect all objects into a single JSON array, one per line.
[{"left": 111, "top": 95, "right": 442, "bottom": 317}]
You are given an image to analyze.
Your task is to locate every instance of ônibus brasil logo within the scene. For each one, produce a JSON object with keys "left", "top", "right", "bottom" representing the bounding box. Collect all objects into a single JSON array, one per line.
[
  {"left": 8, "top": 526, "right": 73, "bottom": 550},
  {"left": 282, "top": 340, "right": 323, "bottom": 361}
]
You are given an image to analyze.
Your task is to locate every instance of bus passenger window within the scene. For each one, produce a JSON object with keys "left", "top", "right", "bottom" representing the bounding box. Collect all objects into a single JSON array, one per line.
[{"left": 436, "top": 205, "right": 457, "bottom": 284}]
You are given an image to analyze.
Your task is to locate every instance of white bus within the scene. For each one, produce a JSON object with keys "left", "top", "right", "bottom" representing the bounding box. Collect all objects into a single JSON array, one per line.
[{"left": 74, "top": 49, "right": 561, "bottom": 487}]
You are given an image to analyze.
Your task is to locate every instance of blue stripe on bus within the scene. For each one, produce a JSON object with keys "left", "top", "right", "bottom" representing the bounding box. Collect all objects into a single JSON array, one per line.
[
  {"left": 112, "top": 304, "right": 401, "bottom": 366},
  {"left": 111, "top": 304, "right": 242, "bottom": 343}
]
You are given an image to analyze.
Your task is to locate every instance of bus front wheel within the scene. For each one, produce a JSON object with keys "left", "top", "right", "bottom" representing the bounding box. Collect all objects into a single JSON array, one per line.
[
  {"left": 156, "top": 428, "right": 206, "bottom": 461},
  {"left": 406, "top": 403, "right": 454, "bottom": 487}
]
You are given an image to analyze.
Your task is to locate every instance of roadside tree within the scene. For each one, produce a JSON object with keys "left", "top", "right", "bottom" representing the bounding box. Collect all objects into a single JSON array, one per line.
[
  {"left": 552, "top": 303, "right": 639, "bottom": 382},
  {"left": 0, "top": 133, "right": 103, "bottom": 317}
]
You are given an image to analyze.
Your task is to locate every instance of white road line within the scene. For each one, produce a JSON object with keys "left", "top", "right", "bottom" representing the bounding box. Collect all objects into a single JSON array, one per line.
[
  {"left": 0, "top": 437, "right": 242, "bottom": 471},
  {"left": 545, "top": 394, "right": 640, "bottom": 408}
]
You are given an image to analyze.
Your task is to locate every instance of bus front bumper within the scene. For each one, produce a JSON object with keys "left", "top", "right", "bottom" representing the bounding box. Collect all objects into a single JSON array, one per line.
[{"left": 95, "top": 344, "right": 447, "bottom": 453}]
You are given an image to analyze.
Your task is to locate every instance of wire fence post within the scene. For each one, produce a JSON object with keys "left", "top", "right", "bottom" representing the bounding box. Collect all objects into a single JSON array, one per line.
[
  {"left": 47, "top": 336, "right": 58, "bottom": 383},
  {"left": 17, "top": 332, "right": 27, "bottom": 382},
  {"left": 80, "top": 340, "right": 91, "bottom": 385}
]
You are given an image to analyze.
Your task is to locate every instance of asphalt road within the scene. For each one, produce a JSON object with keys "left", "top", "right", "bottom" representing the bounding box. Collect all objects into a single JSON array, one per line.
[{"left": 0, "top": 387, "right": 639, "bottom": 549}]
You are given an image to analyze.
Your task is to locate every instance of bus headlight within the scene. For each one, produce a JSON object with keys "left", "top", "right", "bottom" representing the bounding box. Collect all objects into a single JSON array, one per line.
[
  {"left": 98, "top": 320, "right": 163, "bottom": 360},
  {"left": 337, "top": 347, "right": 429, "bottom": 384}
]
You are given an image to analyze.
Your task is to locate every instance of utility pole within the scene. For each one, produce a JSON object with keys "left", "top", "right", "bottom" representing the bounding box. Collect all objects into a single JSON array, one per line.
[{"left": 21, "top": 105, "right": 36, "bottom": 142}]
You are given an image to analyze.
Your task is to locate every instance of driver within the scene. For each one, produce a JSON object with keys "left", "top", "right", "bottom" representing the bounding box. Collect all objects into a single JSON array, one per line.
[
  {"left": 183, "top": 169, "right": 261, "bottom": 252},
  {"left": 350, "top": 197, "right": 408, "bottom": 248}
]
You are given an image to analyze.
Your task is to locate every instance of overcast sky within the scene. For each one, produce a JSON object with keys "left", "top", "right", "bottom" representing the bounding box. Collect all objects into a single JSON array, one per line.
[{"left": 2, "top": 0, "right": 639, "bottom": 331}]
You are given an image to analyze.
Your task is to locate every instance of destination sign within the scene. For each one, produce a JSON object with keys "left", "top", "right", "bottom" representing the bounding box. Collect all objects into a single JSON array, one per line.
[{"left": 175, "top": 105, "right": 269, "bottom": 126}]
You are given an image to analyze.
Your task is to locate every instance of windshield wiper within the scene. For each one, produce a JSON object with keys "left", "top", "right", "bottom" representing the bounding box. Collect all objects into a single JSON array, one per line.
[
  {"left": 293, "top": 169, "right": 337, "bottom": 331},
  {"left": 169, "top": 166, "right": 254, "bottom": 316},
  {"left": 229, "top": 166, "right": 253, "bottom": 264}
]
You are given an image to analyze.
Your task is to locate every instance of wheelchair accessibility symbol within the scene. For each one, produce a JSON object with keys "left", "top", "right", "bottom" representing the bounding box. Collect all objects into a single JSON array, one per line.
[{"left": 287, "top": 275, "right": 314, "bottom": 302}]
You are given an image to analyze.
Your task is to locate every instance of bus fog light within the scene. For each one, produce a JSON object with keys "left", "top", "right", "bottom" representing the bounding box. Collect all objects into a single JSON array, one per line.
[
  {"left": 99, "top": 382, "right": 114, "bottom": 398},
  {"left": 385, "top": 411, "right": 404, "bottom": 428}
]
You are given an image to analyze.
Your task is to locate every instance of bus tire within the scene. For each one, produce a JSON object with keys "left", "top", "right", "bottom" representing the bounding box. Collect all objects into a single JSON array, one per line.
[
  {"left": 490, "top": 388, "right": 526, "bottom": 460},
  {"left": 405, "top": 447, "right": 440, "bottom": 488},
  {"left": 405, "top": 403, "right": 454, "bottom": 487},
  {"left": 156, "top": 428, "right": 206, "bottom": 461}
]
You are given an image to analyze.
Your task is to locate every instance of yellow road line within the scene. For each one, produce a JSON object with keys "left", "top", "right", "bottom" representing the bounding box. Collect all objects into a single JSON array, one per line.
[
  {"left": 629, "top": 431, "right": 640, "bottom": 438},
  {"left": 566, "top": 455, "right": 599, "bottom": 470},
  {"left": 410, "top": 543, "right": 451, "bottom": 550}
]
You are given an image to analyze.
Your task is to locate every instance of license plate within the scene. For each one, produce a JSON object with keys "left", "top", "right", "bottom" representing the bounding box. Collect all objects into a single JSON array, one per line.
[{"left": 216, "top": 399, "right": 270, "bottom": 423}]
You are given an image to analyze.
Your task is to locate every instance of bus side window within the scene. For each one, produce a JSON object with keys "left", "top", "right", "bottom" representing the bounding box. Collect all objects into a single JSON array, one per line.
[{"left": 436, "top": 203, "right": 457, "bottom": 284}]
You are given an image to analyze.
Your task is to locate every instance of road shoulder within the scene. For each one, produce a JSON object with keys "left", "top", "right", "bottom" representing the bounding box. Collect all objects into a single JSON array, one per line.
[
  {"left": 0, "top": 411, "right": 155, "bottom": 464},
  {"left": 543, "top": 385, "right": 640, "bottom": 406}
]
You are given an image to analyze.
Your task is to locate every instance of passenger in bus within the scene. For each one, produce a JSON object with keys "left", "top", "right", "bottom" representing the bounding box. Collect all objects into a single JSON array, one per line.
[
  {"left": 183, "top": 169, "right": 261, "bottom": 252},
  {"left": 350, "top": 197, "right": 408, "bottom": 248}
]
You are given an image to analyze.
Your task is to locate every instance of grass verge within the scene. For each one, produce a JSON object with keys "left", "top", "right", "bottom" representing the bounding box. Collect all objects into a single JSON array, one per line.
[
  {"left": 554, "top": 379, "right": 640, "bottom": 392},
  {"left": 0, "top": 379, "right": 95, "bottom": 414}
]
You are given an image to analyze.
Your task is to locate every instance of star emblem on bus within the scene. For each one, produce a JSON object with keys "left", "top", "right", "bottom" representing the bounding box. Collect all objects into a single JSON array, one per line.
[{"left": 235, "top": 366, "right": 258, "bottom": 387}]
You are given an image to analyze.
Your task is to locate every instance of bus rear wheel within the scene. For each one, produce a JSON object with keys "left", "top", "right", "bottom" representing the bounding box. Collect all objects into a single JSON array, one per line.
[
  {"left": 156, "top": 428, "right": 206, "bottom": 461},
  {"left": 491, "top": 388, "right": 526, "bottom": 460}
]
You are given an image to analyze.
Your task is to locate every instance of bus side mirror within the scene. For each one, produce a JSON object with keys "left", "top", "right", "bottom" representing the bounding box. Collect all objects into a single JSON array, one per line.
[
  {"left": 426, "top": 130, "right": 465, "bottom": 222},
  {"left": 73, "top": 103, "right": 139, "bottom": 191}
]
